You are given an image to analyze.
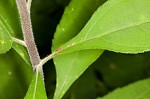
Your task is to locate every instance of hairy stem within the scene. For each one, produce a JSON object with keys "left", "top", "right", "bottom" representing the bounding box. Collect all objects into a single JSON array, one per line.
[
  {"left": 12, "top": 37, "right": 27, "bottom": 47},
  {"left": 16, "top": 0, "right": 40, "bottom": 70}
]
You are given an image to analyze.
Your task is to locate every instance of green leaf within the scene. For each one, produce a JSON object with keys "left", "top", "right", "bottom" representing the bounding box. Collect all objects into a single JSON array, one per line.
[
  {"left": 0, "top": 0, "right": 14, "bottom": 54},
  {"left": 0, "top": 20, "right": 12, "bottom": 54},
  {"left": 0, "top": 0, "right": 30, "bottom": 65},
  {"left": 54, "top": 50, "right": 103, "bottom": 99},
  {"left": 0, "top": 49, "right": 33, "bottom": 99},
  {"left": 62, "top": 65, "right": 108, "bottom": 99},
  {"left": 57, "top": 0, "right": 150, "bottom": 54},
  {"left": 52, "top": 0, "right": 106, "bottom": 99},
  {"left": 0, "top": 0, "right": 22, "bottom": 37},
  {"left": 99, "top": 78, "right": 150, "bottom": 99},
  {"left": 12, "top": 43, "right": 31, "bottom": 66},
  {"left": 52, "top": 0, "right": 106, "bottom": 49},
  {"left": 24, "top": 72, "right": 47, "bottom": 99}
]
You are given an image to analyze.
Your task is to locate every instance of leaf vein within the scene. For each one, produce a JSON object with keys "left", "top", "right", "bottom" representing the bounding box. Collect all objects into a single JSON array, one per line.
[{"left": 83, "top": 0, "right": 127, "bottom": 40}]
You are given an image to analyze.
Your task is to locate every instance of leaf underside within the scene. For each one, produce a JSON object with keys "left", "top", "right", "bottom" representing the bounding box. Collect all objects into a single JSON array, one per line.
[
  {"left": 58, "top": 0, "right": 150, "bottom": 54},
  {"left": 52, "top": 0, "right": 106, "bottom": 99}
]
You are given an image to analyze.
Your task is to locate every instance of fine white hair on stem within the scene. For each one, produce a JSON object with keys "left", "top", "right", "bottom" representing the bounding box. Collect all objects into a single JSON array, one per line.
[
  {"left": 27, "top": 0, "right": 32, "bottom": 13},
  {"left": 16, "top": 0, "right": 41, "bottom": 70},
  {"left": 16, "top": 0, "right": 59, "bottom": 73}
]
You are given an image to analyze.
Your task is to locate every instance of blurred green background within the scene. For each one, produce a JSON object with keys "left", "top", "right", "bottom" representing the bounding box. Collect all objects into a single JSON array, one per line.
[{"left": 0, "top": 0, "right": 150, "bottom": 99}]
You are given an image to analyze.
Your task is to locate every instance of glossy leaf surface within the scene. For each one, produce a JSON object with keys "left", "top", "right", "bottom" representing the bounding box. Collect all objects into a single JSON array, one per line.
[
  {"left": 52, "top": 0, "right": 106, "bottom": 98},
  {"left": 58, "top": 0, "right": 150, "bottom": 54}
]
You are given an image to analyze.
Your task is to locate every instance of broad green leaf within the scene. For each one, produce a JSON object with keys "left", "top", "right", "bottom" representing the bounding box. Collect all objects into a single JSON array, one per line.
[
  {"left": 62, "top": 51, "right": 150, "bottom": 98},
  {"left": 99, "top": 78, "right": 150, "bottom": 99},
  {"left": 52, "top": 0, "right": 106, "bottom": 99},
  {"left": 24, "top": 72, "right": 47, "bottom": 99},
  {"left": 57, "top": 0, "right": 150, "bottom": 54},
  {"left": 63, "top": 51, "right": 150, "bottom": 99},
  {"left": 54, "top": 50, "right": 103, "bottom": 99},
  {"left": 0, "top": 50, "right": 32, "bottom": 99},
  {"left": 62, "top": 64, "right": 108, "bottom": 99},
  {"left": 0, "top": 0, "right": 30, "bottom": 65},
  {"left": 52, "top": 0, "right": 106, "bottom": 49}
]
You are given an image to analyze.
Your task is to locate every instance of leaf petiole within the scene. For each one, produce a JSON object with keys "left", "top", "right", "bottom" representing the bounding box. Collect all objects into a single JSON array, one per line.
[
  {"left": 39, "top": 51, "right": 59, "bottom": 67},
  {"left": 12, "top": 37, "right": 27, "bottom": 47}
]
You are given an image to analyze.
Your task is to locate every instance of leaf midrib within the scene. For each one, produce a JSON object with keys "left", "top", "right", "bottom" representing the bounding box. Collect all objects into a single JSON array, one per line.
[
  {"left": 0, "top": 14, "right": 14, "bottom": 36},
  {"left": 55, "top": 52, "right": 80, "bottom": 99},
  {"left": 83, "top": 0, "right": 128, "bottom": 41},
  {"left": 84, "top": 21, "right": 150, "bottom": 43},
  {"left": 0, "top": 15, "right": 13, "bottom": 52},
  {"left": 135, "top": 86, "right": 150, "bottom": 99},
  {"left": 62, "top": 20, "right": 150, "bottom": 52},
  {"left": 58, "top": 0, "right": 150, "bottom": 53},
  {"left": 0, "top": 24, "right": 5, "bottom": 51}
]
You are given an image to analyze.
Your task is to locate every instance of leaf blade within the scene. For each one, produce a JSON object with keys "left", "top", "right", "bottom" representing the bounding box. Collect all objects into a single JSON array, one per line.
[
  {"left": 0, "top": 49, "right": 33, "bottom": 99},
  {"left": 0, "top": 14, "right": 12, "bottom": 54},
  {"left": 52, "top": 0, "right": 106, "bottom": 98},
  {"left": 0, "top": 0, "right": 30, "bottom": 65},
  {"left": 57, "top": 0, "right": 150, "bottom": 54},
  {"left": 54, "top": 50, "right": 103, "bottom": 99},
  {"left": 99, "top": 78, "right": 150, "bottom": 99},
  {"left": 24, "top": 72, "right": 47, "bottom": 99},
  {"left": 12, "top": 43, "right": 31, "bottom": 66}
]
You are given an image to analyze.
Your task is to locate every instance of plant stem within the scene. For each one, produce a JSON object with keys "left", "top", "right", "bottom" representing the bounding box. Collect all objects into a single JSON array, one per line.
[
  {"left": 12, "top": 37, "right": 27, "bottom": 47},
  {"left": 16, "top": 0, "right": 41, "bottom": 70}
]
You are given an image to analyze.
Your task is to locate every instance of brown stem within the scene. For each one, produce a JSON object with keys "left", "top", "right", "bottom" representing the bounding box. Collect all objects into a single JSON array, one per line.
[{"left": 16, "top": 0, "right": 40, "bottom": 70}]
